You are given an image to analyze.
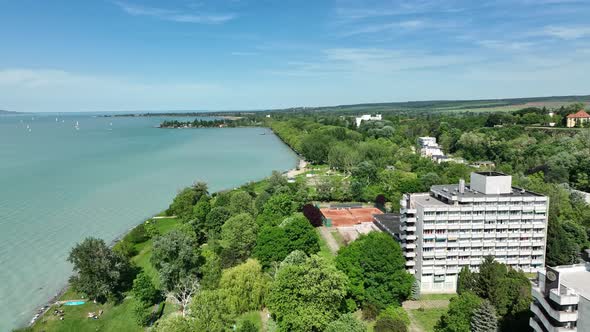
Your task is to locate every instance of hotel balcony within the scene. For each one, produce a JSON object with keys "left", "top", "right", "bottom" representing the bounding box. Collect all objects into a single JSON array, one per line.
[
  {"left": 403, "top": 243, "right": 416, "bottom": 249},
  {"left": 529, "top": 317, "right": 575, "bottom": 332},
  {"left": 401, "top": 207, "right": 416, "bottom": 215},
  {"left": 405, "top": 260, "right": 416, "bottom": 267},
  {"left": 530, "top": 301, "right": 577, "bottom": 331},
  {"left": 532, "top": 287, "right": 579, "bottom": 322},
  {"left": 404, "top": 251, "right": 416, "bottom": 258},
  {"left": 401, "top": 225, "right": 417, "bottom": 232},
  {"left": 549, "top": 286, "right": 579, "bottom": 306}
]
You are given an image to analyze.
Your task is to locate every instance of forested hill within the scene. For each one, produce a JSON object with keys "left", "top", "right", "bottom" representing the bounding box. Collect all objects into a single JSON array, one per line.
[
  {"left": 271, "top": 94, "right": 590, "bottom": 115},
  {"left": 0, "top": 110, "right": 18, "bottom": 115}
]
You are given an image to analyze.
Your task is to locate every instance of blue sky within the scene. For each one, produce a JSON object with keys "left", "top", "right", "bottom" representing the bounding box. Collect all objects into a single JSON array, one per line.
[{"left": 1, "top": 0, "right": 590, "bottom": 112}]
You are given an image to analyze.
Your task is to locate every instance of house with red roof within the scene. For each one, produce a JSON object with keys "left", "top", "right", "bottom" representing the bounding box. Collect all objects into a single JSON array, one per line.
[{"left": 566, "top": 110, "right": 590, "bottom": 128}]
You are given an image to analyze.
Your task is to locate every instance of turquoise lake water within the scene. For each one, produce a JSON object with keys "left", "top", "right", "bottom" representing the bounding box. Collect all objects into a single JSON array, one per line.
[{"left": 0, "top": 114, "right": 298, "bottom": 330}]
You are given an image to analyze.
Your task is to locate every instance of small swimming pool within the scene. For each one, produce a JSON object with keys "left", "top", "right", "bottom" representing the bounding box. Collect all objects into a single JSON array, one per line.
[{"left": 64, "top": 301, "right": 86, "bottom": 306}]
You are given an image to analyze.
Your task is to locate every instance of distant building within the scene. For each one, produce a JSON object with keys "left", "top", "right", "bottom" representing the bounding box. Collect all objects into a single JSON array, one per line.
[
  {"left": 418, "top": 137, "right": 445, "bottom": 158},
  {"left": 470, "top": 161, "right": 496, "bottom": 169},
  {"left": 530, "top": 264, "right": 590, "bottom": 332},
  {"left": 566, "top": 110, "right": 590, "bottom": 128},
  {"left": 355, "top": 114, "right": 382, "bottom": 127},
  {"left": 400, "top": 172, "right": 549, "bottom": 293},
  {"left": 418, "top": 137, "right": 438, "bottom": 147}
]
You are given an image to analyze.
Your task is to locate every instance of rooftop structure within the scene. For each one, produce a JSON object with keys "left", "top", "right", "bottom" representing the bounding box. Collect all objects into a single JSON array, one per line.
[
  {"left": 373, "top": 213, "right": 402, "bottom": 241},
  {"left": 566, "top": 110, "right": 590, "bottom": 128},
  {"left": 530, "top": 264, "right": 590, "bottom": 332},
  {"left": 400, "top": 172, "right": 549, "bottom": 293},
  {"left": 355, "top": 114, "right": 382, "bottom": 127}
]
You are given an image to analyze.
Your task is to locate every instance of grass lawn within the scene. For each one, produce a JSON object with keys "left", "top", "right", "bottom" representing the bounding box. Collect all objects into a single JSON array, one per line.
[
  {"left": 31, "top": 298, "right": 142, "bottom": 332},
  {"left": 30, "top": 217, "right": 181, "bottom": 332},
  {"left": 330, "top": 229, "right": 346, "bottom": 247},
  {"left": 410, "top": 308, "right": 447, "bottom": 332},
  {"left": 316, "top": 228, "right": 335, "bottom": 262}
]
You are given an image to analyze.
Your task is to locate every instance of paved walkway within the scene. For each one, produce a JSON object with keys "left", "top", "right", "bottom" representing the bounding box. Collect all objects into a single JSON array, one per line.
[{"left": 318, "top": 226, "right": 340, "bottom": 254}]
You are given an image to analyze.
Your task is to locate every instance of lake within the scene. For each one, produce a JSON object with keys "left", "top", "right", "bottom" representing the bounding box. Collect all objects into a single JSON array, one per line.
[{"left": 0, "top": 114, "right": 298, "bottom": 330}]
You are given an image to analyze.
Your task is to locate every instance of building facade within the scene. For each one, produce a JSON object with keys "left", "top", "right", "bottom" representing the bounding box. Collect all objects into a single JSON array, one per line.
[
  {"left": 530, "top": 264, "right": 590, "bottom": 332},
  {"left": 355, "top": 114, "right": 382, "bottom": 127},
  {"left": 400, "top": 172, "right": 549, "bottom": 293},
  {"left": 566, "top": 110, "right": 590, "bottom": 128}
]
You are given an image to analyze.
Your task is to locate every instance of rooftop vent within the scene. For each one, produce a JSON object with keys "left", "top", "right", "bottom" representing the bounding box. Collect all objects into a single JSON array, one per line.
[{"left": 459, "top": 179, "right": 465, "bottom": 194}]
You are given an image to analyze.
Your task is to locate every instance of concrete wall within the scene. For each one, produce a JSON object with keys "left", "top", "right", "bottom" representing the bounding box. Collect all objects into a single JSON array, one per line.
[
  {"left": 577, "top": 296, "right": 590, "bottom": 332},
  {"left": 470, "top": 172, "right": 512, "bottom": 194}
]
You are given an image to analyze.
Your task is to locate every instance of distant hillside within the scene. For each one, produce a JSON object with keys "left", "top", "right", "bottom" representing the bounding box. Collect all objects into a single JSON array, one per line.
[
  {"left": 0, "top": 110, "right": 19, "bottom": 115},
  {"left": 272, "top": 94, "right": 590, "bottom": 115}
]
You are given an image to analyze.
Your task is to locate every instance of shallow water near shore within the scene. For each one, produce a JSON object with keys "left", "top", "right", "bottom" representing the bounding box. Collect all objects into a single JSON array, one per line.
[{"left": 0, "top": 113, "right": 298, "bottom": 330}]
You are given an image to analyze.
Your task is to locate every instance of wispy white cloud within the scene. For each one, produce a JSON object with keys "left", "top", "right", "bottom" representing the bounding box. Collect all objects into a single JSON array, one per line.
[
  {"left": 114, "top": 1, "right": 236, "bottom": 24},
  {"left": 270, "top": 47, "right": 481, "bottom": 77},
  {"left": 541, "top": 25, "right": 590, "bottom": 40},
  {"left": 334, "top": 1, "right": 464, "bottom": 20},
  {"left": 231, "top": 51, "right": 258, "bottom": 56},
  {"left": 476, "top": 40, "right": 535, "bottom": 52},
  {"left": 0, "top": 68, "right": 222, "bottom": 112}
]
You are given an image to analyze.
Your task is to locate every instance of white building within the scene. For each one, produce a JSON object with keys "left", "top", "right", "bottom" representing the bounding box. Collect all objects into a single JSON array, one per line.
[
  {"left": 399, "top": 172, "right": 549, "bottom": 293},
  {"left": 530, "top": 264, "right": 590, "bottom": 332},
  {"left": 355, "top": 114, "right": 382, "bottom": 127},
  {"left": 418, "top": 137, "right": 438, "bottom": 147},
  {"left": 418, "top": 136, "right": 445, "bottom": 158}
]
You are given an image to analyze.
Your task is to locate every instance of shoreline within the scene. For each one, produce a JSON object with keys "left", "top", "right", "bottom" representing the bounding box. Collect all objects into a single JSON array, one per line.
[{"left": 25, "top": 126, "right": 300, "bottom": 329}]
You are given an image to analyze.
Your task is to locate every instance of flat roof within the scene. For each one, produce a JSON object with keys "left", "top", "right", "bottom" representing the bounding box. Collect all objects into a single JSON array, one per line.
[
  {"left": 430, "top": 184, "right": 542, "bottom": 199},
  {"left": 558, "top": 267, "right": 590, "bottom": 300},
  {"left": 412, "top": 194, "right": 449, "bottom": 207}
]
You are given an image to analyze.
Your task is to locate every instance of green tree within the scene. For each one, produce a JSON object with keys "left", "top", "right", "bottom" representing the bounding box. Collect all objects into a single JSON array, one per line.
[
  {"left": 67, "top": 237, "right": 133, "bottom": 301},
  {"left": 236, "top": 320, "right": 258, "bottom": 332},
  {"left": 254, "top": 191, "right": 271, "bottom": 214},
  {"left": 169, "top": 182, "right": 208, "bottom": 221},
  {"left": 112, "top": 239, "right": 137, "bottom": 258},
  {"left": 410, "top": 279, "right": 421, "bottom": 300},
  {"left": 374, "top": 316, "right": 407, "bottom": 332},
  {"left": 378, "top": 306, "right": 410, "bottom": 327},
  {"left": 283, "top": 213, "right": 321, "bottom": 255},
  {"left": 229, "top": 191, "right": 254, "bottom": 215},
  {"left": 253, "top": 226, "right": 290, "bottom": 268},
  {"left": 336, "top": 232, "right": 413, "bottom": 309},
  {"left": 435, "top": 292, "right": 482, "bottom": 332},
  {"left": 267, "top": 255, "right": 348, "bottom": 332},
  {"left": 150, "top": 230, "right": 202, "bottom": 292},
  {"left": 471, "top": 300, "right": 498, "bottom": 332},
  {"left": 192, "top": 195, "right": 211, "bottom": 223},
  {"left": 218, "top": 259, "right": 270, "bottom": 316},
  {"left": 457, "top": 266, "right": 475, "bottom": 294},
  {"left": 205, "top": 206, "right": 232, "bottom": 237},
  {"left": 220, "top": 213, "right": 258, "bottom": 267},
  {"left": 132, "top": 299, "right": 153, "bottom": 326},
  {"left": 188, "top": 289, "right": 229, "bottom": 332},
  {"left": 132, "top": 272, "right": 159, "bottom": 304},
  {"left": 325, "top": 314, "right": 367, "bottom": 332}
]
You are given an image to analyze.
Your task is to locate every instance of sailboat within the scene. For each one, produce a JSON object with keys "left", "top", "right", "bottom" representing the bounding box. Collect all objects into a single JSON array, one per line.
[{"left": 75, "top": 121, "right": 80, "bottom": 130}]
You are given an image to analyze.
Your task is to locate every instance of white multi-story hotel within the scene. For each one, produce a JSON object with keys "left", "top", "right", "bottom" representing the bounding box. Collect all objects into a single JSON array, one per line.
[
  {"left": 530, "top": 264, "right": 590, "bottom": 332},
  {"left": 400, "top": 172, "right": 549, "bottom": 293}
]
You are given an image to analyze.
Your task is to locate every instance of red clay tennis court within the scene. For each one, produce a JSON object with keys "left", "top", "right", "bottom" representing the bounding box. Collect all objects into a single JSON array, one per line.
[{"left": 320, "top": 207, "right": 383, "bottom": 227}]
